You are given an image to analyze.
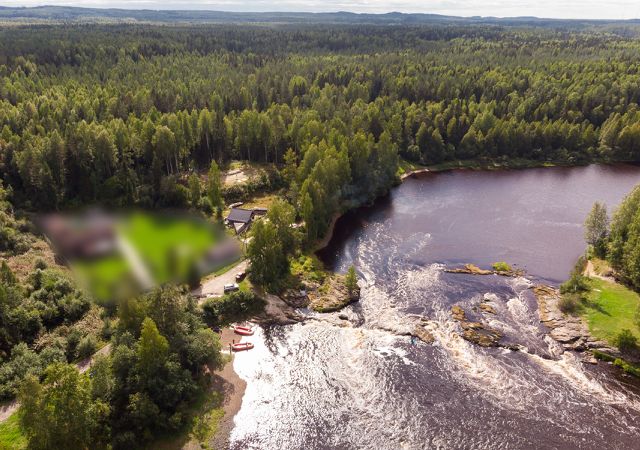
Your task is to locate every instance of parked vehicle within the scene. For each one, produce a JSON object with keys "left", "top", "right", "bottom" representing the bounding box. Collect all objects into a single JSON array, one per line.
[
  {"left": 223, "top": 283, "right": 240, "bottom": 293},
  {"left": 235, "top": 271, "right": 247, "bottom": 282}
]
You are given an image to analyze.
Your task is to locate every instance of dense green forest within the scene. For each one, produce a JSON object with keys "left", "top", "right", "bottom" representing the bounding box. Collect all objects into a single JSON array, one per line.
[
  {"left": 3, "top": 21, "right": 640, "bottom": 448},
  {"left": 607, "top": 185, "right": 640, "bottom": 290},
  {"left": 2, "top": 24, "right": 640, "bottom": 243}
]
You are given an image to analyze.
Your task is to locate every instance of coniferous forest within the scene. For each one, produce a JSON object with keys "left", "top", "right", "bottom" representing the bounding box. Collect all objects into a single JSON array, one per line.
[
  {"left": 2, "top": 24, "right": 640, "bottom": 220},
  {"left": 3, "top": 17, "right": 640, "bottom": 449}
]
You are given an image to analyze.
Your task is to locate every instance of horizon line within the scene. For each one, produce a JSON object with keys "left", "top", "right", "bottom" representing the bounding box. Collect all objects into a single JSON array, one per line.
[{"left": 0, "top": 4, "right": 638, "bottom": 22}]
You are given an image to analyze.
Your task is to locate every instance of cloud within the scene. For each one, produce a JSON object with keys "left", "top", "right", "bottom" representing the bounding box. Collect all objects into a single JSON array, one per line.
[{"left": 2, "top": 0, "right": 640, "bottom": 20}]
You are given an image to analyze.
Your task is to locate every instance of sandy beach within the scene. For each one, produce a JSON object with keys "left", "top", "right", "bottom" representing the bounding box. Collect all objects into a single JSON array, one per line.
[{"left": 209, "top": 328, "right": 247, "bottom": 450}]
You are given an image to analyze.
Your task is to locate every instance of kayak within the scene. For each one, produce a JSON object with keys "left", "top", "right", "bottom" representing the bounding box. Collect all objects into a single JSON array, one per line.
[
  {"left": 231, "top": 342, "right": 254, "bottom": 352},
  {"left": 233, "top": 325, "right": 255, "bottom": 336}
]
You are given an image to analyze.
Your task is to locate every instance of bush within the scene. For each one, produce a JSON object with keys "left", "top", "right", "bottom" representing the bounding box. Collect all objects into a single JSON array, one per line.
[
  {"left": 101, "top": 318, "right": 115, "bottom": 341},
  {"left": 615, "top": 329, "right": 638, "bottom": 354},
  {"left": 613, "top": 358, "right": 640, "bottom": 377},
  {"left": 492, "top": 261, "right": 512, "bottom": 272},
  {"left": 200, "top": 196, "right": 213, "bottom": 215},
  {"left": 66, "top": 328, "right": 83, "bottom": 360},
  {"left": 0, "top": 344, "right": 43, "bottom": 400},
  {"left": 558, "top": 293, "right": 580, "bottom": 314},
  {"left": 560, "top": 272, "right": 589, "bottom": 294},
  {"left": 201, "top": 290, "right": 265, "bottom": 327},
  {"left": 77, "top": 335, "right": 98, "bottom": 360}
]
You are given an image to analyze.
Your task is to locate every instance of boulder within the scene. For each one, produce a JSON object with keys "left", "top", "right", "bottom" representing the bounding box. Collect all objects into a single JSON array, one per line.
[
  {"left": 479, "top": 302, "right": 497, "bottom": 314},
  {"left": 451, "top": 305, "right": 466, "bottom": 321},
  {"left": 412, "top": 326, "right": 435, "bottom": 344}
]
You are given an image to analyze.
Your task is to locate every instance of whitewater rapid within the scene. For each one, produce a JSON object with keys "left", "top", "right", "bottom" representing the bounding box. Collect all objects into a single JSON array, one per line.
[{"left": 230, "top": 166, "right": 640, "bottom": 449}]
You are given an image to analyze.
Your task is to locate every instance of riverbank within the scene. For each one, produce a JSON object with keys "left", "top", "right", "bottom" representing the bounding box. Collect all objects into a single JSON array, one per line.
[
  {"left": 532, "top": 284, "right": 617, "bottom": 355},
  {"left": 316, "top": 157, "right": 610, "bottom": 255},
  {"left": 208, "top": 328, "right": 247, "bottom": 450}
]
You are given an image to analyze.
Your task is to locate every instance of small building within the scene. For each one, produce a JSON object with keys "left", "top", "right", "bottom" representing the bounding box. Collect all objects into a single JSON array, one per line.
[{"left": 225, "top": 208, "right": 255, "bottom": 234}]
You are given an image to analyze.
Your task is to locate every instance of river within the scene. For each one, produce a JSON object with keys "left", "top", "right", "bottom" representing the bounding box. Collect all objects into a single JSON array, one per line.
[{"left": 230, "top": 164, "right": 640, "bottom": 450}]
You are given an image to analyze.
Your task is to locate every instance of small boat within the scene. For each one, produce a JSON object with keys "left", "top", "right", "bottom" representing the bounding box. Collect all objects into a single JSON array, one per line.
[
  {"left": 231, "top": 342, "right": 254, "bottom": 352},
  {"left": 233, "top": 325, "right": 255, "bottom": 336}
]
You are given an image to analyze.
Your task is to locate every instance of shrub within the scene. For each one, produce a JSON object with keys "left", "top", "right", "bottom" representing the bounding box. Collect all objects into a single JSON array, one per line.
[
  {"left": 558, "top": 293, "right": 580, "bottom": 314},
  {"left": 201, "top": 290, "right": 265, "bottom": 327},
  {"left": 0, "top": 344, "right": 43, "bottom": 400},
  {"left": 76, "top": 335, "right": 98, "bottom": 360},
  {"left": 560, "top": 272, "right": 589, "bottom": 294},
  {"left": 200, "top": 196, "right": 213, "bottom": 215},
  {"left": 615, "top": 329, "right": 638, "bottom": 354},
  {"left": 613, "top": 358, "right": 640, "bottom": 377},
  {"left": 66, "top": 328, "right": 83, "bottom": 360},
  {"left": 492, "top": 261, "right": 512, "bottom": 272},
  {"left": 34, "top": 258, "right": 48, "bottom": 270}
]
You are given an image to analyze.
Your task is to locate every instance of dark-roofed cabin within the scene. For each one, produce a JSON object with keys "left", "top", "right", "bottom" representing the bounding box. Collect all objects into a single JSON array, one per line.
[{"left": 225, "top": 208, "right": 255, "bottom": 234}]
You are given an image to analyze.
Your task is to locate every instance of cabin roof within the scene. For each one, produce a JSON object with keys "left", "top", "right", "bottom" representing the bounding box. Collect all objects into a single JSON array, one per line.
[{"left": 226, "top": 208, "right": 254, "bottom": 224}]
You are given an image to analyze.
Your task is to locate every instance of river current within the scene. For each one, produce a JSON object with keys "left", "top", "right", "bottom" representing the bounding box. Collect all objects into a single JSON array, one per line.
[{"left": 230, "top": 164, "right": 640, "bottom": 449}]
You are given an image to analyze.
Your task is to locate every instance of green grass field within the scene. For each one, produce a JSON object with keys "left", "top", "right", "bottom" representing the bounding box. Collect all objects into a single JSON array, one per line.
[
  {"left": 121, "top": 212, "right": 219, "bottom": 284},
  {"left": 581, "top": 278, "right": 640, "bottom": 344},
  {"left": 0, "top": 413, "right": 26, "bottom": 450}
]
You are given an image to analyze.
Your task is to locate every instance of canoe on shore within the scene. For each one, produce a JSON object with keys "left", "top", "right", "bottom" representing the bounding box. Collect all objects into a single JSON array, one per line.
[
  {"left": 231, "top": 342, "right": 254, "bottom": 352},
  {"left": 233, "top": 325, "right": 255, "bottom": 336}
]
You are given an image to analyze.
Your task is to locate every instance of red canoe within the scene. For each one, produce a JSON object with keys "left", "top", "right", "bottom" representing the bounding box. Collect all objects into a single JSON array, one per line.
[
  {"left": 231, "top": 342, "right": 254, "bottom": 352},
  {"left": 233, "top": 325, "right": 255, "bottom": 336}
]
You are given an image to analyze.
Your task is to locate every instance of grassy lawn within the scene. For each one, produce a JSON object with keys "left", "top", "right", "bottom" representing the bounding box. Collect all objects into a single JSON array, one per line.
[
  {"left": 122, "top": 212, "right": 219, "bottom": 284},
  {"left": 0, "top": 413, "right": 26, "bottom": 450},
  {"left": 74, "top": 255, "right": 132, "bottom": 302},
  {"left": 581, "top": 277, "right": 640, "bottom": 344},
  {"left": 241, "top": 193, "right": 279, "bottom": 211}
]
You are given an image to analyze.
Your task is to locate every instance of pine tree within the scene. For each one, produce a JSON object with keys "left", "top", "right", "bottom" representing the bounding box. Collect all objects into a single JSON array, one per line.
[
  {"left": 345, "top": 265, "right": 358, "bottom": 297},
  {"left": 584, "top": 202, "right": 609, "bottom": 258},
  {"left": 207, "top": 160, "right": 223, "bottom": 211}
]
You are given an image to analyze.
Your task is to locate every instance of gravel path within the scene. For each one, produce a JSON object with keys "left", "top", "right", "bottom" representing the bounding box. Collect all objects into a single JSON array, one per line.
[{"left": 192, "top": 260, "right": 248, "bottom": 301}]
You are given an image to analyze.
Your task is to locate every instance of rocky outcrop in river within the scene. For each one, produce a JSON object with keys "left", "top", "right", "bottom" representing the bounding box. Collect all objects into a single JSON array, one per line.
[
  {"left": 445, "top": 263, "right": 524, "bottom": 277},
  {"left": 278, "top": 273, "right": 361, "bottom": 314},
  {"left": 451, "top": 305, "right": 504, "bottom": 347},
  {"left": 532, "top": 285, "right": 617, "bottom": 355}
]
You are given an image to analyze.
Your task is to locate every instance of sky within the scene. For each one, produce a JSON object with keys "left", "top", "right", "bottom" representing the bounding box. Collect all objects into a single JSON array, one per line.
[{"left": 2, "top": 1, "right": 640, "bottom": 20}]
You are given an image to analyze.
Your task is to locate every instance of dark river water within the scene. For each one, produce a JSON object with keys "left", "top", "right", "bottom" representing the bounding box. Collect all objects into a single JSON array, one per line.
[{"left": 231, "top": 164, "right": 640, "bottom": 450}]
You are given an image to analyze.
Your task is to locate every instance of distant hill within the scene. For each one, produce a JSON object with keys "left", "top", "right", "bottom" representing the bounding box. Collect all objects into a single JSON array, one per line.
[{"left": 0, "top": 5, "right": 638, "bottom": 26}]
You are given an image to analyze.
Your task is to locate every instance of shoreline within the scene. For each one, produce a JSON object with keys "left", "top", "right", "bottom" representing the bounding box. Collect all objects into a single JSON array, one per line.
[
  {"left": 213, "top": 159, "right": 637, "bottom": 445},
  {"left": 209, "top": 328, "right": 247, "bottom": 450},
  {"left": 532, "top": 284, "right": 617, "bottom": 356},
  {"left": 313, "top": 158, "right": 617, "bottom": 255}
]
